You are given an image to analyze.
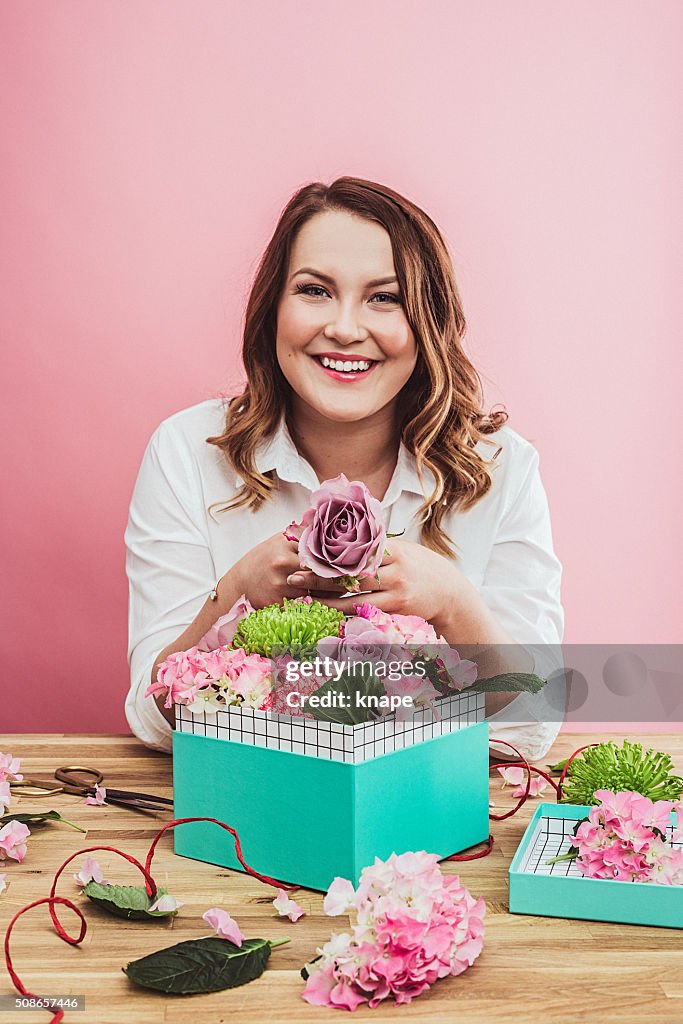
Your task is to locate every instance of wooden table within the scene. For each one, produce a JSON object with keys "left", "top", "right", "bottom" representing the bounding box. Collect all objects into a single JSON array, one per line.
[{"left": 0, "top": 732, "right": 681, "bottom": 1023}]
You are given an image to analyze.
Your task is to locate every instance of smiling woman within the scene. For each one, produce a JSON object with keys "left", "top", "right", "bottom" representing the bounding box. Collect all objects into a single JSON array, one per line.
[{"left": 124, "top": 176, "right": 564, "bottom": 760}]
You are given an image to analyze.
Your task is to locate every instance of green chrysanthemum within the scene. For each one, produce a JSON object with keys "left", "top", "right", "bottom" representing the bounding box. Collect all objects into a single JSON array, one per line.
[
  {"left": 556, "top": 739, "right": 683, "bottom": 805},
  {"left": 230, "top": 598, "right": 345, "bottom": 657}
]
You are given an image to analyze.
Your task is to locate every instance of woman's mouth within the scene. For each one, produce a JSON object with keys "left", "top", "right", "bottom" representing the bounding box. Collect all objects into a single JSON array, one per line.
[{"left": 311, "top": 354, "right": 379, "bottom": 381}]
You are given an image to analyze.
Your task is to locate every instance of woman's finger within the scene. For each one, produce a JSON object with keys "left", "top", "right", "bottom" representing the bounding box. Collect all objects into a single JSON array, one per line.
[
  {"left": 286, "top": 570, "right": 383, "bottom": 593},
  {"left": 316, "top": 591, "right": 394, "bottom": 613},
  {"left": 286, "top": 570, "right": 345, "bottom": 592}
]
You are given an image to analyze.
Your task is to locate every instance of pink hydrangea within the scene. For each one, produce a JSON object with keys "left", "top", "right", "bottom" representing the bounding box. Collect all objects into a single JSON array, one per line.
[
  {"left": 568, "top": 790, "right": 683, "bottom": 885},
  {"left": 303, "top": 851, "right": 485, "bottom": 1010},
  {"left": 146, "top": 645, "right": 274, "bottom": 714}
]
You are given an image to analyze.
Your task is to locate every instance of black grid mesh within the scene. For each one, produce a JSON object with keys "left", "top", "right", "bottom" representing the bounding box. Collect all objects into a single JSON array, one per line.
[{"left": 175, "top": 691, "right": 485, "bottom": 763}]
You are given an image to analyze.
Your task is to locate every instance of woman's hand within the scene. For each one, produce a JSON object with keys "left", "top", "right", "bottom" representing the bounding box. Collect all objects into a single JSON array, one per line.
[
  {"left": 222, "top": 531, "right": 315, "bottom": 610},
  {"left": 285, "top": 538, "right": 468, "bottom": 626}
]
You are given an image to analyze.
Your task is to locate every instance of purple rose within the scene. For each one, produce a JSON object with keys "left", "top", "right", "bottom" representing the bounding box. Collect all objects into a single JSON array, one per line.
[{"left": 287, "top": 474, "right": 387, "bottom": 581}]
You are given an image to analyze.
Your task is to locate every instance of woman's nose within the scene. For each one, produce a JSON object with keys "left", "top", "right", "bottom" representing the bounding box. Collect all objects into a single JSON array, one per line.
[{"left": 323, "top": 304, "right": 368, "bottom": 344}]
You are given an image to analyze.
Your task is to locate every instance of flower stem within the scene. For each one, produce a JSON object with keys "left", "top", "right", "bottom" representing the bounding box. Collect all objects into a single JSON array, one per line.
[
  {"left": 546, "top": 851, "right": 578, "bottom": 866},
  {"left": 55, "top": 817, "right": 87, "bottom": 834}
]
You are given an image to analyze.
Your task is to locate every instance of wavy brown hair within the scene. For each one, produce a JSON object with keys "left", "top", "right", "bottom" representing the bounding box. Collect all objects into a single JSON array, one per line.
[{"left": 207, "top": 176, "right": 507, "bottom": 559}]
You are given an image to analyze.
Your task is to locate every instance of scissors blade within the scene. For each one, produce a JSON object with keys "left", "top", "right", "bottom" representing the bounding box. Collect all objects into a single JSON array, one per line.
[
  {"left": 104, "top": 787, "right": 174, "bottom": 806},
  {"left": 101, "top": 796, "right": 170, "bottom": 815}
]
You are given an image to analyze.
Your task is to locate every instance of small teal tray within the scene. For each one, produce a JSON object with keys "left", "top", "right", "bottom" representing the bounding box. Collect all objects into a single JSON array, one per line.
[
  {"left": 509, "top": 802, "right": 683, "bottom": 929},
  {"left": 173, "top": 720, "right": 490, "bottom": 892}
]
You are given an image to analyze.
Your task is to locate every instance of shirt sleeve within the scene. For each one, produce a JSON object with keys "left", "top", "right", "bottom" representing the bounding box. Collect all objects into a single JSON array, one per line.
[
  {"left": 479, "top": 442, "right": 566, "bottom": 761},
  {"left": 124, "top": 419, "right": 216, "bottom": 753}
]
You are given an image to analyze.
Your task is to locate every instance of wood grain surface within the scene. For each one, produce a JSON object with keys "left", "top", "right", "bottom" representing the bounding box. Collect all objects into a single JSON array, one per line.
[{"left": 0, "top": 731, "right": 681, "bottom": 1024}]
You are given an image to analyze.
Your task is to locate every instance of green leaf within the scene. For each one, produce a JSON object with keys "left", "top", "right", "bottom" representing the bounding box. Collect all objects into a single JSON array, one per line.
[
  {"left": 83, "top": 882, "right": 177, "bottom": 920},
  {"left": 469, "top": 672, "right": 546, "bottom": 694},
  {"left": 0, "top": 809, "right": 86, "bottom": 833},
  {"left": 123, "top": 937, "right": 272, "bottom": 994},
  {"left": 547, "top": 757, "right": 570, "bottom": 773},
  {"left": 305, "top": 664, "right": 387, "bottom": 725}
]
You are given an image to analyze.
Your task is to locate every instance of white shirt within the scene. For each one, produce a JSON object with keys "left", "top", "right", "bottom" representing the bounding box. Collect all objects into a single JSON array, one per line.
[{"left": 124, "top": 398, "right": 565, "bottom": 759}]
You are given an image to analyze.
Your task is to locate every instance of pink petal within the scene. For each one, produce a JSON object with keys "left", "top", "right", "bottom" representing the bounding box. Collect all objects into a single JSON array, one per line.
[
  {"left": 0, "top": 874, "right": 7, "bottom": 895},
  {"left": 323, "top": 877, "right": 356, "bottom": 916},
  {"left": 301, "top": 967, "right": 337, "bottom": 1007},
  {"left": 74, "top": 857, "right": 108, "bottom": 886},
  {"left": 0, "top": 820, "right": 30, "bottom": 863},
  {"left": 497, "top": 766, "right": 526, "bottom": 787},
  {"left": 512, "top": 777, "right": 549, "bottom": 798},
  {"left": 149, "top": 894, "right": 184, "bottom": 913},
  {"left": 84, "top": 784, "right": 107, "bottom": 806},
  {"left": 203, "top": 907, "right": 244, "bottom": 946},
  {"left": 272, "top": 888, "right": 305, "bottom": 922}
]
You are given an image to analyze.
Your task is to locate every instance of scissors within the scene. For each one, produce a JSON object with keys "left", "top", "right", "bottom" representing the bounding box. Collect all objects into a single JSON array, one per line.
[{"left": 10, "top": 765, "right": 174, "bottom": 816}]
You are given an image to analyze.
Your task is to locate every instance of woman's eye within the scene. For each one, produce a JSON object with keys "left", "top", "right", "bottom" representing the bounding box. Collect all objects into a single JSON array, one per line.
[
  {"left": 295, "top": 283, "right": 328, "bottom": 297},
  {"left": 295, "top": 283, "right": 401, "bottom": 304}
]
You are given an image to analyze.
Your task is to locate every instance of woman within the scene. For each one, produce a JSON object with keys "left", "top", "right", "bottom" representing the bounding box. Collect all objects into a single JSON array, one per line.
[{"left": 125, "top": 176, "right": 564, "bottom": 758}]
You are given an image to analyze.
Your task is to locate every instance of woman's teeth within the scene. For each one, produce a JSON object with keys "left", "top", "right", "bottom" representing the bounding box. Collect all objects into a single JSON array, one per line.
[{"left": 320, "top": 356, "right": 372, "bottom": 372}]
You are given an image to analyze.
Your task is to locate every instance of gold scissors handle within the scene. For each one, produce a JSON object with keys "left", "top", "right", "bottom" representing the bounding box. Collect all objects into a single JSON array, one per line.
[
  {"left": 54, "top": 765, "right": 105, "bottom": 795},
  {"left": 9, "top": 765, "right": 104, "bottom": 798},
  {"left": 9, "top": 779, "right": 63, "bottom": 798}
]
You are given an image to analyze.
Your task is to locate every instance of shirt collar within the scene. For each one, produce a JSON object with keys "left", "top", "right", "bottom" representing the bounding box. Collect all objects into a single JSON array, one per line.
[{"left": 237, "top": 415, "right": 435, "bottom": 503}]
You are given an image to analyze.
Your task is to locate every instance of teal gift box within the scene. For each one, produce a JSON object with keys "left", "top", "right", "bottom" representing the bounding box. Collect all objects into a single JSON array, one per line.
[
  {"left": 509, "top": 802, "right": 683, "bottom": 929},
  {"left": 172, "top": 697, "right": 490, "bottom": 891}
]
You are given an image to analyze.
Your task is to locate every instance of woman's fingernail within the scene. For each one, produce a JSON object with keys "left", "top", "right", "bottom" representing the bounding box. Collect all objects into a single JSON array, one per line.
[{"left": 287, "top": 574, "right": 305, "bottom": 586}]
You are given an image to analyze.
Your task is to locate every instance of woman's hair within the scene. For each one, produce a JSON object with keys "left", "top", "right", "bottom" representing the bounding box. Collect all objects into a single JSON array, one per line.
[{"left": 207, "top": 176, "right": 507, "bottom": 559}]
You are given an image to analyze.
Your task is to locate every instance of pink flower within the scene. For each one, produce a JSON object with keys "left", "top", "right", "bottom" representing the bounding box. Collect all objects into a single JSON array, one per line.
[
  {"left": 287, "top": 474, "right": 387, "bottom": 581},
  {"left": 514, "top": 777, "right": 549, "bottom": 799},
  {"left": 0, "top": 821, "right": 30, "bottom": 863},
  {"left": 273, "top": 888, "right": 305, "bottom": 922},
  {"left": 390, "top": 614, "right": 438, "bottom": 645},
  {"left": 203, "top": 907, "right": 244, "bottom": 946},
  {"left": 0, "top": 874, "right": 7, "bottom": 896},
  {"left": 197, "top": 594, "right": 255, "bottom": 652},
  {"left": 146, "top": 645, "right": 274, "bottom": 714},
  {"left": 497, "top": 766, "right": 526, "bottom": 788},
  {"left": 85, "top": 784, "right": 107, "bottom": 806},
  {"left": 149, "top": 894, "right": 184, "bottom": 913},
  {"left": 303, "top": 851, "right": 485, "bottom": 1010},
  {"left": 567, "top": 790, "right": 683, "bottom": 885},
  {"left": 0, "top": 752, "right": 23, "bottom": 783},
  {"left": 146, "top": 646, "right": 210, "bottom": 708},
  {"left": 74, "top": 857, "right": 109, "bottom": 887},
  {"left": 432, "top": 645, "right": 478, "bottom": 691}
]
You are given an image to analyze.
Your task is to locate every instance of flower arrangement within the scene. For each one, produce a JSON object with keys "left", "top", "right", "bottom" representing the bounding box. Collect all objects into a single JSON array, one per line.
[
  {"left": 147, "top": 474, "right": 547, "bottom": 723},
  {"left": 548, "top": 789, "right": 683, "bottom": 884},
  {"left": 302, "top": 851, "right": 485, "bottom": 1010},
  {"left": 150, "top": 592, "right": 545, "bottom": 726}
]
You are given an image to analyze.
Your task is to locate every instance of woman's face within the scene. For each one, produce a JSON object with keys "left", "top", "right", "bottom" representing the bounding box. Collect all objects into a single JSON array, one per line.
[{"left": 276, "top": 210, "right": 418, "bottom": 425}]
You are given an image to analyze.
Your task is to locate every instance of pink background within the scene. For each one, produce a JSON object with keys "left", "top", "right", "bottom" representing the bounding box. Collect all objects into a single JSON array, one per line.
[{"left": 1, "top": 2, "right": 681, "bottom": 735}]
